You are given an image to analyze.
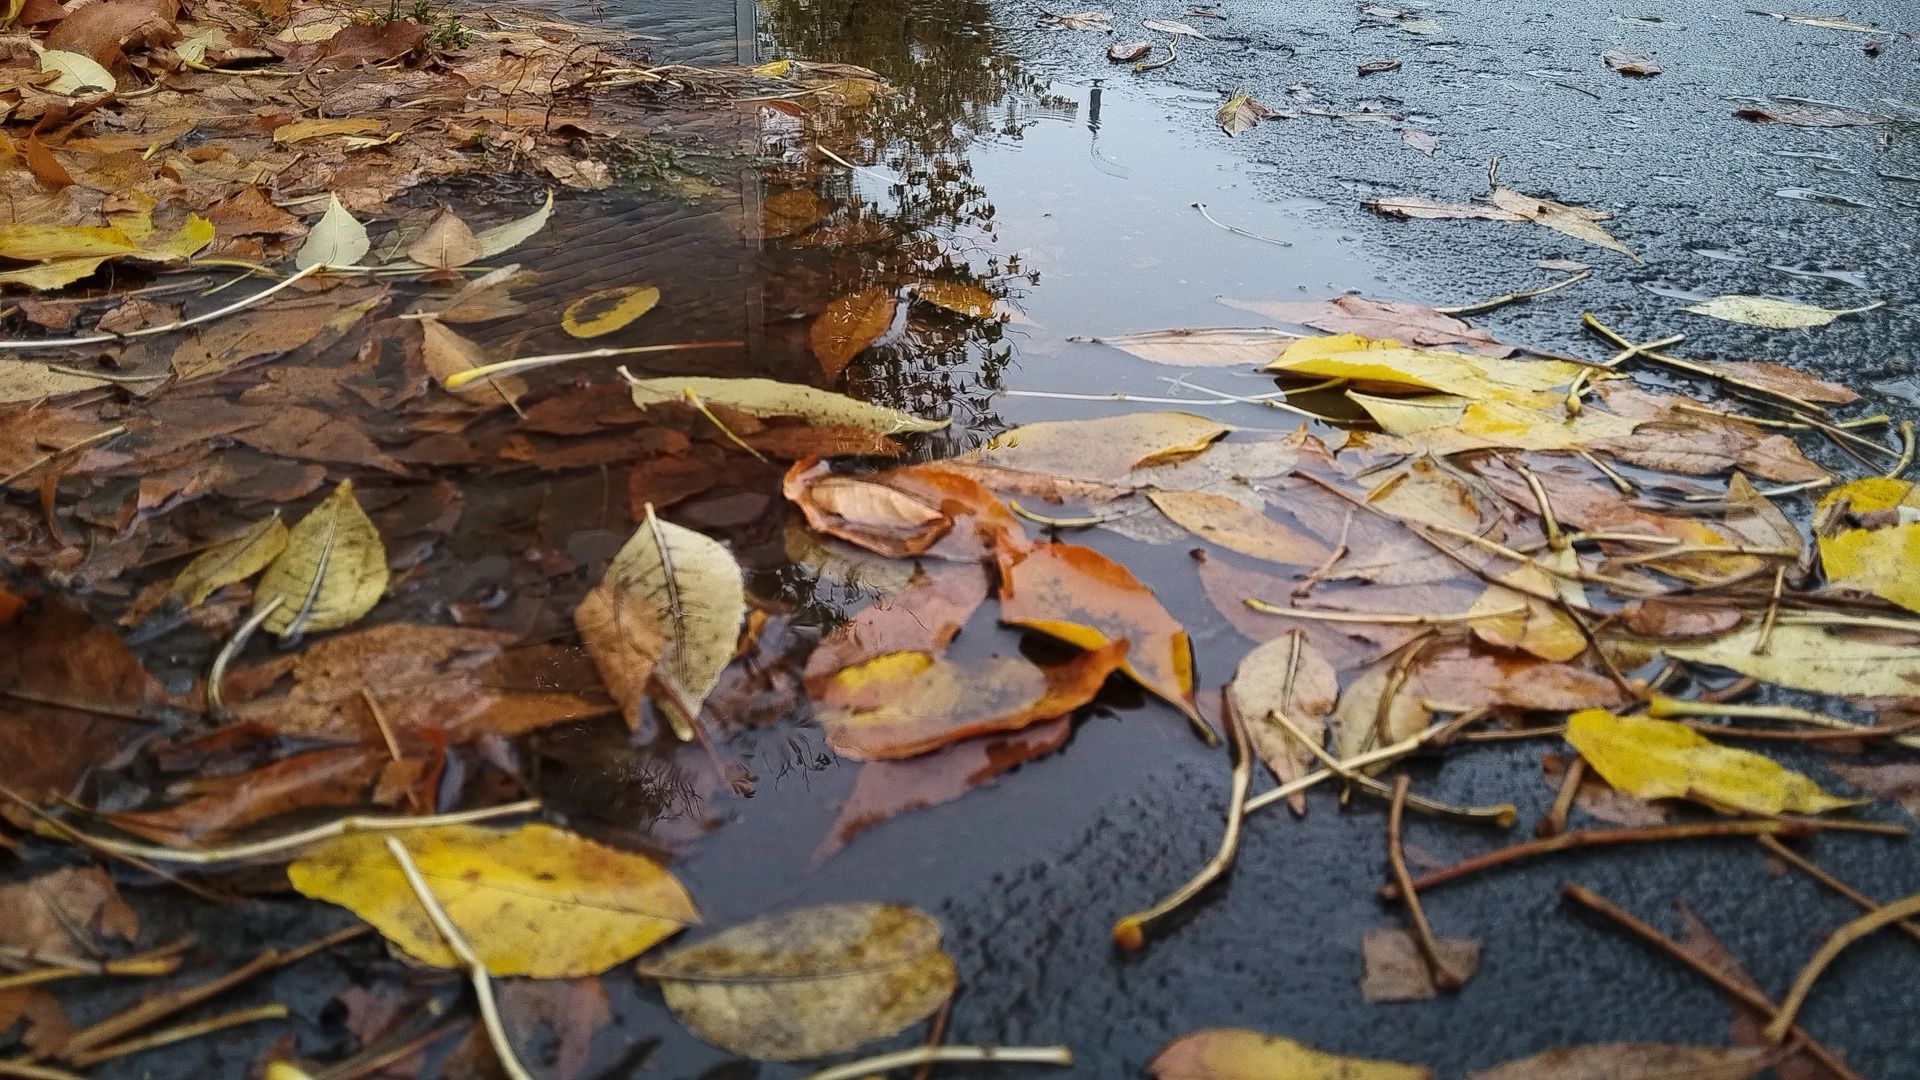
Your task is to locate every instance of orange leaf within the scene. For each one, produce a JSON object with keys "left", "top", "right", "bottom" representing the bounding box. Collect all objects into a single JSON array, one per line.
[
  {"left": 808, "top": 287, "right": 897, "bottom": 381},
  {"left": 784, "top": 459, "right": 1024, "bottom": 562},
  {"left": 803, "top": 563, "right": 992, "bottom": 695}
]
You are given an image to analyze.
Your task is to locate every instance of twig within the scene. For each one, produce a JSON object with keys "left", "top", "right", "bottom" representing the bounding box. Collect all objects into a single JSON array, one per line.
[
  {"left": 1754, "top": 565, "right": 1786, "bottom": 655},
  {"left": 1243, "top": 599, "right": 1523, "bottom": 625},
  {"left": 1757, "top": 836, "right": 1920, "bottom": 944},
  {"left": 803, "top": 1046, "right": 1074, "bottom": 1080},
  {"left": 384, "top": 838, "right": 533, "bottom": 1080},
  {"left": 0, "top": 940, "right": 188, "bottom": 991},
  {"left": 1191, "top": 202, "right": 1291, "bottom": 247},
  {"left": 1246, "top": 720, "right": 1454, "bottom": 815},
  {"left": 206, "top": 597, "right": 281, "bottom": 720},
  {"left": 1578, "top": 449, "right": 1635, "bottom": 494},
  {"left": 1513, "top": 460, "right": 1565, "bottom": 550},
  {"left": 1582, "top": 313, "right": 1828, "bottom": 416},
  {"left": 1113, "top": 697, "right": 1253, "bottom": 950},
  {"left": 1380, "top": 820, "right": 1875, "bottom": 899},
  {"left": 0, "top": 265, "right": 325, "bottom": 352},
  {"left": 1008, "top": 500, "right": 1139, "bottom": 529},
  {"left": 0, "top": 785, "right": 232, "bottom": 904},
  {"left": 1536, "top": 756, "right": 1584, "bottom": 839},
  {"left": 1646, "top": 696, "right": 1920, "bottom": 752},
  {"left": 1885, "top": 419, "right": 1915, "bottom": 478},
  {"left": 1388, "top": 776, "right": 1465, "bottom": 991},
  {"left": 1765, "top": 889, "right": 1920, "bottom": 1043},
  {"left": 0, "top": 426, "right": 127, "bottom": 489},
  {"left": 1293, "top": 508, "right": 1352, "bottom": 598},
  {"left": 0, "top": 1061, "right": 86, "bottom": 1080},
  {"left": 1682, "top": 715, "right": 1920, "bottom": 744},
  {"left": 442, "top": 340, "right": 742, "bottom": 389},
  {"left": 67, "top": 1003, "right": 288, "bottom": 1067},
  {"left": 1267, "top": 709, "right": 1514, "bottom": 825},
  {"left": 1560, "top": 885, "right": 1867, "bottom": 1080},
  {"left": 1134, "top": 34, "right": 1177, "bottom": 72},
  {"left": 1435, "top": 270, "right": 1591, "bottom": 316},
  {"left": 67, "top": 800, "right": 542, "bottom": 865}
]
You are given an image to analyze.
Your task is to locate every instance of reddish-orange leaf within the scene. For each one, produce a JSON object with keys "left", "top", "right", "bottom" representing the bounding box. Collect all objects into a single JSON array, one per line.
[
  {"left": 105, "top": 746, "right": 389, "bottom": 846},
  {"left": 817, "top": 640, "right": 1125, "bottom": 760},
  {"left": 803, "top": 563, "right": 992, "bottom": 695},
  {"left": 785, "top": 458, "right": 1025, "bottom": 562},
  {"left": 809, "top": 287, "right": 898, "bottom": 381},
  {"left": 997, "top": 542, "right": 1200, "bottom": 722}
]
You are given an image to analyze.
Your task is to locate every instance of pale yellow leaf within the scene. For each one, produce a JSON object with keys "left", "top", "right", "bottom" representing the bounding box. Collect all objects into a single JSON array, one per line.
[
  {"left": 1566, "top": 709, "right": 1865, "bottom": 815},
  {"left": 1228, "top": 633, "right": 1337, "bottom": 811},
  {"left": 39, "top": 49, "right": 114, "bottom": 95},
  {"left": 625, "top": 375, "right": 947, "bottom": 434},
  {"left": 1683, "top": 295, "right": 1877, "bottom": 329},
  {"left": 1148, "top": 1029, "right": 1431, "bottom": 1079},
  {"left": 172, "top": 514, "right": 289, "bottom": 606},
  {"left": 294, "top": 194, "right": 370, "bottom": 270},
  {"left": 1148, "top": 489, "right": 1327, "bottom": 565},
  {"left": 252, "top": 481, "right": 389, "bottom": 636}
]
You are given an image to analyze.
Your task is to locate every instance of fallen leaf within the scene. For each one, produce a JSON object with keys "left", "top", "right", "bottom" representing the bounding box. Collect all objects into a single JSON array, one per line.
[
  {"left": 1365, "top": 196, "right": 1526, "bottom": 222},
  {"left": 997, "top": 542, "right": 1199, "bottom": 721},
  {"left": 294, "top": 194, "right": 370, "bottom": 270},
  {"left": 562, "top": 285, "right": 660, "bottom": 339},
  {"left": 575, "top": 504, "right": 746, "bottom": 738},
  {"left": 171, "top": 512, "right": 288, "bottom": 605},
  {"left": 1109, "top": 40, "right": 1151, "bottom": 62},
  {"left": 1664, "top": 623, "right": 1920, "bottom": 700},
  {"left": 106, "top": 746, "right": 387, "bottom": 845},
  {"left": 472, "top": 191, "right": 554, "bottom": 258},
  {"left": 626, "top": 375, "right": 947, "bottom": 434},
  {"left": 1044, "top": 10, "right": 1113, "bottom": 31},
  {"left": 1602, "top": 49, "right": 1661, "bottom": 75},
  {"left": 1358, "top": 58, "right": 1402, "bottom": 74},
  {"left": 0, "top": 867, "right": 138, "bottom": 954},
  {"left": 1713, "top": 360, "right": 1857, "bottom": 404},
  {"left": 1220, "top": 295, "right": 1513, "bottom": 356},
  {"left": 1148, "top": 489, "right": 1328, "bottom": 565},
  {"left": 1466, "top": 1043, "right": 1766, "bottom": 1080},
  {"left": 1142, "top": 17, "right": 1206, "bottom": 36},
  {"left": 290, "top": 822, "right": 698, "bottom": 977},
  {"left": 0, "top": 594, "right": 161, "bottom": 802},
  {"left": 754, "top": 187, "right": 825, "bottom": 239},
  {"left": 1229, "top": 632, "right": 1337, "bottom": 811},
  {"left": 803, "top": 563, "right": 992, "bottom": 694},
  {"left": 39, "top": 49, "right": 115, "bottom": 95},
  {"left": 1217, "top": 94, "right": 1278, "bottom": 136},
  {"left": 274, "top": 117, "right": 384, "bottom": 144},
  {"left": 817, "top": 641, "right": 1126, "bottom": 759},
  {"left": 1828, "top": 762, "right": 1920, "bottom": 821},
  {"left": 1542, "top": 752, "right": 1671, "bottom": 827},
  {"left": 0, "top": 362, "right": 112, "bottom": 403},
  {"left": 1147, "top": 1029, "right": 1432, "bottom": 1079},
  {"left": 1360, "top": 928, "right": 1482, "bottom": 1002},
  {"left": 1734, "top": 103, "right": 1886, "bottom": 127},
  {"left": 1467, "top": 564, "right": 1587, "bottom": 661},
  {"left": 1401, "top": 128, "right": 1437, "bottom": 155},
  {"left": 1815, "top": 478, "right": 1920, "bottom": 612},
  {"left": 960, "top": 411, "right": 1232, "bottom": 497},
  {"left": 910, "top": 281, "right": 996, "bottom": 319},
  {"left": 1566, "top": 709, "right": 1864, "bottom": 815},
  {"left": 253, "top": 480, "right": 389, "bottom": 637},
  {"left": 1752, "top": 10, "right": 1881, "bottom": 32},
  {"left": 640, "top": 903, "right": 955, "bottom": 1061},
  {"left": 1075, "top": 326, "right": 1299, "bottom": 367},
  {"left": 1487, "top": 187, "right": 1637, "bottom": 260},
  {"left": 404, "top": 208, "right": 480, "bottom": 270},
  {"left": 785, "top": 459, "right": 1022, "bottom": 562},
  {"left": 1266, "top": 333, "right": 1586, "bottom": 399},
  {"left": 1622, "top": 599, "right": 1741, "bottom": 639},
  {"left": 419, "top": 317, "right": 525, "bottom": 407},
  {"left": 1683, "top": 295, "right": 1877, "bottom": 329},
  {"left": 809, "top": 287, "right": 897, "bottom": 380}
]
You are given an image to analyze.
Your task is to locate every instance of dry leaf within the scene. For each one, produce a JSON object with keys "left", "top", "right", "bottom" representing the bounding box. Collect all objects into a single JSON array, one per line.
[
  {"left": 1220, "top": 295, "right": 1512, "bottom": 356},
  {"left": 1467, "top": 564, "right": 1586, "bottom": 661},
  {"left": 1360, "top": 928, "right": 1482, "bottom": 1002},
  {"left": 404, "top": 209, "right": 480, "bottom": 270},
  {"left": 785, "top": 460, "right": 1022, "bottom": 562},
  {"left": 294, "top": 193, "right": 370, "bottom": 270}
]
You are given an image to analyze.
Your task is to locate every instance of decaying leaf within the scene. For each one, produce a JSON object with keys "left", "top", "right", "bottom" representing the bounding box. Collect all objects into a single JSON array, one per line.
[
  {"left": 171, "top": 513, "right": 289, "bottom": 605},
  {"left": 561, "top": 285, "right": 660, "bottom": 339},
  {"left": 107, "top": 746, "right": 388, "bottom": 845},
  {"left": 1357, "top": 58, "right": 1402, "bottom": 74},
  {"left": 1828, "top": 762, "right": 1920, "bottom": 821},
  {"left": 289, "top": 822, "right": 697, "bottom": 977},
  {"left": 1663, "top": 623, "right": 1920, "bottom": 700},
  {"left": 1602, "top": 49, "right": 1661, "bottom": 75},
  {"left": 1148, "top": 1029, "right": 1432, "bottom": 1079},
  {"left": 1218, "top": 93, "right": 1278, "bottom": 136},
  {"left": 625, "top": 374, "right": 946, "bottom": 434},
  {"left": 1075, "top": 326, "right": 1299, "bottom": 367},
  {"left": 1109, "top": 40, "right": 1151, "bottom": 62},
  {"left": 1361, "top": 928, "right": 1483, "bottom": 1002},
  {"left": 1486, "top": 188, "right": 1637, "bottom": 260},
  {"left": 404, "top": 208, "right": 480, "bottom": 270},
  {"left": 294, "top": 194, "right": 370, "bottom": 270},
  {"left": 1565, "top": 709, "right": 1864, "bottom": 816},
  {"left": 253, "top": 481, "right": 389, "bottom": 637},
  {"left": 1682, "top": 295, "right": 1877, "bottom": 329},
  {"left": 1466, "top": 1043, "right": 1766, "bottom": 1080},
  {"left": 817, "top": 641, "right": 1126, "bottom": 759},
  {"left": 1220, "top": 294, "right": 1512, "bottom": 356},
  {"left": 998, "top": 542, "right": 1199, "bottom": 722},
  {"left": 1734, "top": 103, "right": 1886, "bottom": 127},
  {"left": 640, "top": 903, "right": 956, "bottom": 1061},
  {"left": 1043, "top": 10, "right": 1113, "bottom": 31},
  {"left": 1229, "top": 633, "right": 1337, "bottom": 812},
  {"left": 0, "top": 867, "right": 139, "bottom": 954},
  {"left": 803, "top": 563, "right": 992, "bottom": 693},
  {"left": 785, "top": 459, "right": 1022, "bottom": 562},
  {"left": 420, "top": 317, "right": 526, "bottom": 406},
  {"left": 910, "top": 281, "right": 996, "bottom": 319},
  {"left": 1149, "top": 489, "right": 1327, "bottom": 565},
  {"left": 809, "top": 287, "right": 897, "bottom": 380},
  {"left": 575, "top": 504, "right": 746, "bottom": 739}
]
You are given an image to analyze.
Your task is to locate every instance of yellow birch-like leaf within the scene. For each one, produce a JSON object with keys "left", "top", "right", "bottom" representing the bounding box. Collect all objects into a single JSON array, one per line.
[
  {"left": 1816, "top": 477, "right": 1920, "bottom": 613},
  {"left": 288, "top": 822, "right": 698, "bottom": 977},
  {"left": 625, "top": 375, "right": 947, "bottom": 434},
  {"left": 561, "top": 285, "right": 660, "bottom": 339},
  {"left": 1266, "top": 334, "right": 1588, "bottom": 399},
  {"left": 0, "top": 224, "right": 136, "bottom": 261},
  {"left": 172, "top": 514, "right": 289, "bottom": 606},
  {"left": 294, "top": 194, "right": 370, "bottom": 270},
  {"left": 1664, "top": 623, "right": 1920, "bottom": 700},
  {"left": 253, "top": 481, "right": 389, "bottom": 636},
  {"left": 39, "top": 49, "right": 115, "bottom": 95},
  {"left": 1683, "top": 295, "right": 1876, "bottom": 330},
  {"left": 472, "top": 190, "right": 553, "bottom": 258},
  {"left": 1148, "top": 489, "right": 1327, "bottom": 565},
  {"left": 1148, "top": 1029, "right": 1432, "bottom": 1079},
  {"left": 1467, "top": 564, "right": 1586, "bottom": 661},
  {"left": 1565, "top": 709, "right": 1864, "bottom": 815}
]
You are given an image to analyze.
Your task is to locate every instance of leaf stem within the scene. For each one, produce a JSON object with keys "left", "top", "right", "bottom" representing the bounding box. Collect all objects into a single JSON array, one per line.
[
  {"left": 65, "top": 800, "right": 542, "bottom": 865},
  {"left": 1757, "top": 835, "right": 1920, "bottom": 944},
  {"left": 802, "top": 1046, "right": 1074, "bottom": 1080},
  {"left": 67, "top": 1003, "right": 289, "bottom": 1067},
  {"left": 1388, "top": 776, "right": 1465, "bottom": 991},
  {"left": 1267, "top": 708, "right": 1514, "bottom": 825},
  {"left": 1245, "top": 721, "right": 1453, "bottom": 815},
  {"left": 442, "top": 340, "right": 742, "bottom": 389},
  {"left": 0, "top": 265, "right": 324, "bottom": 352}
]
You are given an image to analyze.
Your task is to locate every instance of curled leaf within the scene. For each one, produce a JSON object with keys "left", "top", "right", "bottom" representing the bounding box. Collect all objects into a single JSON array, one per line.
[
  {"left": 785, "top": 459, "right": 1021, "bottom": 562},
  {"left": 253, "top": 481, "right": 389, "bottom": 637}
]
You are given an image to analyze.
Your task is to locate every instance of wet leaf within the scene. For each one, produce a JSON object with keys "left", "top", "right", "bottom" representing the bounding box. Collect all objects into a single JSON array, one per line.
[
  {"left": 1360, "top": 928, "right": 1482, "bottom": 1002},
  {"left": 754, "top": 187, "right": 824, "bottom": 239},
  {"left": 997, "top": 542, "right": 1199, "bottom": 721},
  {"left": 273, "top": 116, "right": 384, "bottom": 143},
  {"left": 1683, "top": 295, "right": 1876, "bottom": 329},
  {"left": 803, "top": 563, "right": 992, "bottom": 694},
  {"left": 1267, "top": 333, "right": 1587, "bottom": 399},
  {"left": 294, "top": 194, "right": 370, "bottom": 270},
  {"left": 639, "top": 903, "right": 956, "bottom": 1061},
  {"left": 1486, "top": 188, "right": 1637, "bottom": 260},
  {"left": 1357, "top": 58, "right": 1402, "bottom": 74},
  {"left": 171, "top": 513, "right": 289, "bottom": 606},
  {"left": 575, "top": 504, "right": 745, "bottom": 738},
  {"left": 420, "top": 317, "right": 525, "bottom": 407},
  {"left": 910, "top": 280, "right": 997, "bottom": 319},
  {"left": 963, "top": 412, "right": 1231, "bottom": 493},
  {"left": 1664, "top": 623, "right": 1920, "bottom": 700},
  {"left": 1229, "top": 633, "right": 1337, "bottom": 811},
  {"left": 809, "top": 287, "right": 897, "bottom": 380},
  {"left": 1828, "top": 762, "right": 1920, "bottom": 821},
  {"left": 818, "top": 641, "right": 1126, "bottom": 759},
  {"left": 0, "top": 362, "right": 112, "bottom": 403},
  {"left": 253, "top": 481, "right": 389, "bottom": 637},
  {"left": 404, "top": 209, "right": 480, "bottom": 270},
  {"left": 472, "top": 190, "right": 554, "bottom": 258},
  {"left": 0, "top": 867, "right": 138, "bottom": 954},
  {"left": 39, "top": 48, "right": 114, "bottom": 94},
  {"left": 1402, "top": 128, "right": 1437, "bottom": 155},
  {"left": 1075, "top": 326, "right": 1298, "bottom": 367},
  {"left": 1044, "top": 10, "right": 1113, "bottom": 31},
  {"left": 1149, "top": 489, "right": 1327, "bottom": 565},
  {"left": 290, "top": 822, "right": 698, "bottom": 977},
  {"left": 1814, "top": 478, "right": 1920, "bottom": 612},
  {"left": 785, "top": 460, "right": 1022, "bottom": 562},
  {"left": 1467, "top": 1043, "right": 1765, "bottom": 1080},
  {"left": 1467, "top": 564, "right": 1586, "bottom": 662},
  {"left": 1218, "top": 93, "right": 1277, "bottom": 136},
  {"left": 1365, "top": 196, "right": 1526, "bottom": 222},
  {"left": 1220, "top": 294, "right": 1512, "bottom": 355},
  {"left": 1109, "top": 40, "right": 1151, "bottom": 62},
  {"left": 0, "top": 223, "right": 139, "bottom": 261},
  {"left": 1713, "top": 360, "right": 1856, "bottom": 404},
  {"left": 1142, "top": 17, "right": 1207, "bottom": 36},
  {"left": 1148, "top": 1029, "right": 1431, "bottom": 1079},
  {"left": 107, "top": 746, "right": 387, "bottom": 845},
  {"left": 1565, "top": 709, "right": 1864, "bottom": 815},
  {"left": 1543, "top": 752, "right": 1670, "bottom": 827},
  {"left": 1622, "top": 599, "right": 1741, "bottom": 640},
  {"left": 1602, "top": 49, "right": 1661, "bottom": 75},
  {"left": 626, "top": 375, "right": 946, "bottom": 434},
  {"left": 1734, "top": 103, "right": 1885, "bottom": 127},
  {"left": 562, "top": 285, "right": 660, "bottom": 339}
]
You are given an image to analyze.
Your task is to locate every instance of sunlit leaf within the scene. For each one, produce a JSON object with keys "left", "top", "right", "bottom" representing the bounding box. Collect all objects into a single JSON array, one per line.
[
  {"left": 1565, "top": 709, "right": 1864, "bottom": 815},
  {"left": 1228, "top": 633, "right": 1337, "bottom": 812},
  {"left": 1075, "top": 326, "right": 1298, "bottom": 367},
  {"left": 289, "top": 822, "right": 698, "bottom": 977},
  {"left": 294, "top": 194, "right": 370, "bottom": 270},
  {"left": 253, "top": 481, "right": 389, "bottom": 637},
  {"left": 575, "top": 504, "right": 745, "bottom": 739},
  {"left": 172, "top": 513, "right": 289, "bottom": 606},
  {"left": 1466, "top": 1043, "right": 1765, "bottom": 1080},
  {"left": 1148, "top": 1029, "right": 1431, "bottom": 1079},
  {"left": 808, "top": 287, "right": 897, "bottom": 380},
  {"left": 1683, "top": 295, "right": 1878, "bottom": 329},
  {"left": 626, "top": 375, "right": 947, "bottom": 434},
  {"left": 640, "top": 903, "right": 955, "bottom": 1061},
  {"left": 562, "top": 285, "right": 660, "bottom": 339},
  {"left": 1816, "top": 477, "right": 1920, "bottom": 613},
  {"left": 1266, "top": 333, "right": 1588, "bottom": 399}
]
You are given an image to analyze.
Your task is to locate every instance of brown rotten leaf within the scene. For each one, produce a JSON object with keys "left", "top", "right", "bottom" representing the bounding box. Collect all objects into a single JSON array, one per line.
[
  {"left": 809, "top": 287, "right": 897, "bottom": 381},
  {"left": 803, "top": 562, "right": 993, "bottom": 695},
  {"left": 0, "top": 867, "right": 139, "bottom": 955},
  {"left": 105, "top": 746, "right": 390, "bottom": 845},
  {"left": 1218, "top": 294, "right": 1513, "bottom": 356},
  {"left": 785, "top": 459, "right": 1024, "bottom": 562}
]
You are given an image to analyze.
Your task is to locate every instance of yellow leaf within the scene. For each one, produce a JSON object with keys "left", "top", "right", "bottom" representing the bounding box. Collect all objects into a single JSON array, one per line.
[
  {"left": 1080, "top": 326, "right": 1299, "bottom": 367},
  {"left": 1816, "top": 477, "right": 1920, "bottom": 613},
  {"left": 808, "top": 287, "right": 897, "bottom": 380},
  {"left": 172, "top": 514, "right": 289, "bottom": 606},
  {"left": 472, "top": 191, "right": 553, "bottom": 259},
  {"left": 1565, "top": 709, "right": 1864, "bottom": 815},
  {"left": 0, "top": 224, "right": 136, "bottom": 261},
  {"left": 135, "top": 215, "right": 214, "bottom": 262},
  {"left": 1147, "top": 1029, "right": 1432, "bottom": 1079},
  {"left": 639, "top": 903, "right": 954, "bottom": 1061},
  {"left": 1664, "top": 623, "right": 1920, "bottom": 702},
  {"left": 272, "top": 117, "right": 384, "bottom": 144},
  {"left": 289, "top": 822, "right": 698, "bottom": 977},
  {"left": 969, "top": 412, "right": 1232, "bottom": 485},
  {"left": 561, "top": 285, "right": 661, "bottom": 339},
  {"left": 1266, "top": 334, "right": 1588, "bottom": 399},
  {"left": 294, "top": 194, "right": 370, "bottom": 270},
  {"left": 1147, "top": 489, "right": 1328, "bottom": 565},
  {"left": 1467, "top": 564, "right": 1586, "bottom": 661},
  {"left": 625, "top": 374, "right": 947, "bottom": 434},
  {"left": 1351, "top": 392, "right": 1636, "bottom": 453},
  {"left": 252, "top": 481, "right": 389, "bottom": 637},
  {"left": 1683, "top": 295, "right": 1878, "bottom": 329},
  {"left": 0, "top": 256, "right": 112, "bottom": 291},
  {"left": 1228, "top": 632, "right": 1338, "bottom": 811},
  {"left": 751, "top": 58, "right": 792, "bottom": 77}
]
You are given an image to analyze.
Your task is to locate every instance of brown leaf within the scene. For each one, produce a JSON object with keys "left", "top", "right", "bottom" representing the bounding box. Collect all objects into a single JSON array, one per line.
[
  {"left": 1358, "top": 58, "right": 1402, "bottom": 74},
  {"left": 290, "top": 18, "right": 426, "bottom": 68},
  {"left": 105, "top": 747, "right": 389, "bottom": 846},
  {"left": 406, "top": 209, "right": 481, "bottom": 270},
  {"left": 1195, "top": 552, "right": 1450, "bottom": 668},
  {"left": 206, "top": 186, "right": 306, "bottom": 243},
  {"left": 785, "top": 459, "right": 1023, "bottom": 562},
  {"left": 44, "top": 0, "right": 178, "bottom": 67},
  {"left": 1622, "top": 599, "right": 1741, "bottom": 640},
  {"left": 1148, "top": 489, "right": 1329, "bottom": 566},
  {"left": 1602, "top": 49, "right": 1661, "bottom": 75},
  {"left": 755, "top": 188, "right": 826, "bottom": 240},
  {"left": 1360, "top": 927, "right": 1482, "bottom": 1001},
  {"left": 809, "top": 287, "right": 897, "bottom": 381},
  {"left": 418, "top": 316, "right": 524, "bottom": 407},
  {"left": 1408, "top": 641, "right": 1630, "bottom": 713},
  {"left": 500, "top": 978, "right": 611, "bottom": 1080},
  {"left": 1828, "top": 762, "right": 1920, "bottom": 821},
  {"left": 169, "top": 289, "right": 381, "bottom": 380},
  {"left": 1734, "top": 103, "right": 1886, "bottom": 127},
  {"left": 232, "top": 405, "right": 408, "bottom": 474},
  {"left": 1218, "top": 294, "right": 1512, "bottom": 356},
  {"left": 1714, "top": 360, "right": 1858, "bottom": 405},
  {"left": 0, "top": 988, "right": 71, "bottom": 1058},
  {"left": 0, "top": 593, "right": 161, "bottom": 803},
  {"left": 803, "top": 563, "right": 992, "bottom": 695},
  {"left": 20, "top": 138, "right": 72, "bottom": 191},
  {"left": 0, "top": 867, "right": 138, "bottom": 954},
  {"left": 1541, "top": 752, "right": 1670, "bottom": 827}
]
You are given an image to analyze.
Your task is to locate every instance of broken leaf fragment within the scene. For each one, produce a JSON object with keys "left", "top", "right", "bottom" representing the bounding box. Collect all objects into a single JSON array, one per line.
[
  {"left": 639, "top": 903, "right": 956, "bottom": 1061},
  {"left": 1565, "top": 709, "right": 1864, "bottom": 816},
  {"left": 561, "top": 285, "right": 660, "bottom": 339},
  {"left": 625, "top": 374, "right": 946, "bottom": 434},
  {"left": 1228, "top": 632, "right": 1337, "bottom": 813},
  {"left": 575, "top": 504, "right": 745, "bottom": 739},
  {"left": 1602, "top": 49, "right": 1661, "bottom": 75},
  {"left": 253, "top": 481, "right": 389, "bottom": 637},
  {"left": 172, "top": 513, "right": 289, "bottom": 606},
  {"left": 289, "top": 822, "right": 697, "bottom": 977},
  {"left": 1815, "top": 476, "right": 1920, "bottom": 613},
  {"left": 1466, "top": 1043, "right": 1765, "bottom": 1080},
  {"left": 1147, "top": 1029, "right": 1431, "bottom": 1079},
  {"left": 1683, "top": 295, "right": 1878, "bottom": 329}
]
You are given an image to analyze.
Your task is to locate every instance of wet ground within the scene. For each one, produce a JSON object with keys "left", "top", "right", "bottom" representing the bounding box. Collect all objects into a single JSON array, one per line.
[{"left": 14, "top": 0, "right": 1920, "bottom": 1075}]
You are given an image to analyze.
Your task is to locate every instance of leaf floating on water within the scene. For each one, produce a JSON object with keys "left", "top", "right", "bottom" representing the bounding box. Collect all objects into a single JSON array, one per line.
[
  {"left": 909, "top": 280, "right": 997, "bottom": 319},
  {"left": 253, "top": 481, "right": 389, "bottom": 637},
  {"left": 1219, "top": 294, "right": 1513, "bottom": 356},
  {"left": 1142, "top": 16, "right": 1207, "bottom": 36},
  {"left": 808, "top": 287, "right": 897, "bottom": 380},
  {"left": 1147, "top": 1029, "right": 1432, "bottom": 1079},
  {"left": 1466, "top": 1043, "right": 1766, "bottom": 1080},
  {"left": 172, "top": 513, "right": 289, "bottom": 606},
  {"left": 405, "top": 209, "right": 480, "bottom": 270},
  {"left": 625, "top": 374, "right": 947, "bottom": 434},
  {"left": 1229, "top": 632, "right": 1338, "bottom": 812},
  {"left": 803, "top": 564, "right": 993, "bottom": 694},
  {"left": 1734, "top": 103, "right": 1886, "bottom": 127},
  {"left": 817, "top": 641, "right": 1126, "bottom": 759},
  {"left": 288, "top": 822, "right": 698, "bottom": 977},
  {"left": 639, "top": 903, "right": 957, "bottom": 1061},
  {"left": 472, "top": 190, "right": 555, "bottom": 258},
  {"left": 965, "top": 412, "right": 1233, "bottom": 492},
  {"left": 576, "top": 504, "right": 746, "bottom": 739},
  {"left": 1602, "top": 48, "right": 1661, "bottom": 75},
  {"left": 1565, "top": 709, "right": 1865, "bottom": 816},
  {"left": 1076, "top": 326, "right": 1298, "bottom": 367},
  {"left": 419, "top": 317, "right": 525, "bottom": 407},
  {"left": 294, "top": 194, "right": 371, "bottom": 270},
  {"left": 1217, "top": 93, "right": 1278, "bottom": 136},
  {"left": 1148, "top": 489, "right": 1328, "bottom": 565},
  {"left": 785, "top": 460, "right": 1022, "bottom": 562},
  {"left": 1682, "top": 294, "right": 1879, "bottom": 329},
  {"left": 1815, "top": 477, "right": 1920, "bottom": 613},
  {"left": 561, "top": 285, "right": 661, "bottom": 339}
]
